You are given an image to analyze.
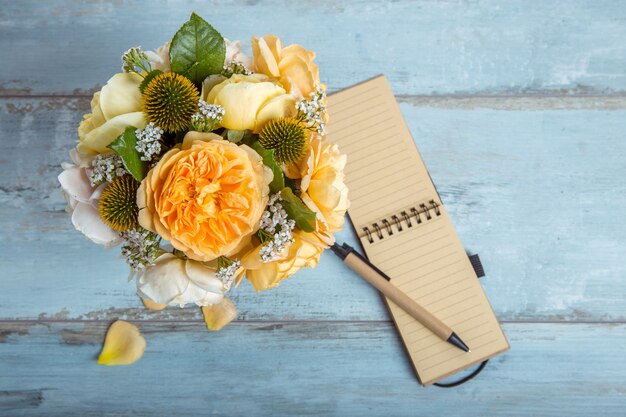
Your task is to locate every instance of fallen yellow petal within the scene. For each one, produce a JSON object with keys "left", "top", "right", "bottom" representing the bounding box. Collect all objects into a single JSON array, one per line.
[
  {"left": 97, "top": 320, "right": 146, "bottom": 366},
  {"left": 202, "top": 297, "right": 237, "bottom": 331},
  {"left": 141, "top": 297, "right": 167, "bottom": 311}
]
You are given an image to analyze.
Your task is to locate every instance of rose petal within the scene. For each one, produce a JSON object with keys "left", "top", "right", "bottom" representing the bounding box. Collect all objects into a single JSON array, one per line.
[
  {"left": 141, "top": 297, "right": 167, "bottom": 311},
  {"left": 78, "top": 111, "right": 147, "bottom": 155},
  {"left": 202, "top": 297, "right": 237, "bottom": 330},
  {"left": 99, "top": 73, "right": 143, "bottom": 120},
  {"left": 184, "top": 261, "right": 225, "bottom": 294},
  {"left": 246, "top": 261, "right": 280, "bottom": 291},
  {"left": 89, "top": 183, "right": 108, "bottom": 207},
  {"left": 201, "top": 75, "right": 228, "bottom": 100},
  {"left": 71, "top": 203, "right": 122, "bottom": 247},
  {"left": 145, "top": 41, "right": 171, "bottom": 73},
  {"left": 97, "top": 320, "right": 146, "bottom": 366},
  {"left": 254, "top": 94, "right": 296, "bottom": 132},
  {"left": 252, "top": 36, "right": 280, "bottom": 77},
  {"left": 136, "top": 254, "right": 188, "bottom": 305},
  {"left": 58, "top": 166, "right": 94, "bottom": 204}
]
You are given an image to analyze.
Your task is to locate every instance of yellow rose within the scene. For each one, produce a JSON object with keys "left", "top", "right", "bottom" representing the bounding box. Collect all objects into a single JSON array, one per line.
[
  {"left": 241, "top": 231, "right": 325, "bottom": 291},
  {"left": 204, "top": 74, "right": 295, "bottom": 132},
  {"left": 137, "top": 132, "right": 273, "bottom": 262},
  {"left": 251, "top": 34, "right": 321, "bottom": 98},
  {"left": 77, "top": 73, "right": 147, "bottom": 155},
  {"left": 284, "top": 135, "right": 349, "bottom": 245}
]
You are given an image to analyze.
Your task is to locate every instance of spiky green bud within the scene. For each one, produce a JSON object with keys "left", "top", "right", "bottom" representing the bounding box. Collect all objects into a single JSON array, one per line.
[
  {"left": 259, "top": 118, "right": 307, "bottom": 164},
  {"left": 142, "top": 72, "right": 199, "bottom": 132},
  {"left": 98, "top": 175, "right": 140, "bottom": 232}
]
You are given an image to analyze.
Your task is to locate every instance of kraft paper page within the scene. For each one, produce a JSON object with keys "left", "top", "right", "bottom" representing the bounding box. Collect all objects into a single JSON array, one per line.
[{"left": 327, "top": 75, "right": 509, "bottom": 386}]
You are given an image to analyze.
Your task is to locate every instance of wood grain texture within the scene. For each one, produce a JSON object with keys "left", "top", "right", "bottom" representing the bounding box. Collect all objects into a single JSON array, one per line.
[
  {"left": 1, "top": 98, "right": 624, "bottom": 321},
  {"left": 1, "top": 0, "right": 625, "bottom": 414},
  {"left": 2, "top": 0, "right": 626, "bottom": 96},
  {"left": 0, "top": 322, "right": 625, "bottom": 416}
]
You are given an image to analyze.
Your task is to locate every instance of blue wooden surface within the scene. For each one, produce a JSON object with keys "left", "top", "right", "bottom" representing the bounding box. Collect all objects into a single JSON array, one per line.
[{"left": 1, "top": 1, "right": 626, "bottom": 415}]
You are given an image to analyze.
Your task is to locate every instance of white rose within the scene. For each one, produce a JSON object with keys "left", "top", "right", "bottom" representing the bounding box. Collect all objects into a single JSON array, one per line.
[
  {"left": 57, "top": 150, "right": 121, "bottom": 247},
  {"left": 145, "top": 41, "right": 171, "bottom": 73},
  {"left": 225, "top": 38, "right": 253, "bottom": 69},
  {"left": 136, "top": 253, "right": 227, "bottom": 307},
  {"left": 77, "top": 73, "right": 146, "bottom": 155}
]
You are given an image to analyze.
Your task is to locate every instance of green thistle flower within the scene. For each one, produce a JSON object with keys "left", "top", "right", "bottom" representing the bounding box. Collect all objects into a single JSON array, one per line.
[
  {"left": 98, "top": 175, "right": 140, "bottom": 232},
  {"left": 259, "top": 118, "right": 307, "bottom": 164},
  {"left": 142, "top": 72, "right": 199, "bottom": 132}
]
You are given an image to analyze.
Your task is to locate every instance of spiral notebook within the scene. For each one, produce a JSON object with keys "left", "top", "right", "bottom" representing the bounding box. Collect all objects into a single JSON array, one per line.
[{"left": 327, "top": 75, "right": 509, "bottom": 386}]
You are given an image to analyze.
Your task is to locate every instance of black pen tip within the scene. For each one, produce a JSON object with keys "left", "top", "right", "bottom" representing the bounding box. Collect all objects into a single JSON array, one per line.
[
  {"left": 447, "top": 332, "right": 470, "bottom": 352},
  {"left": 330, "top": 242, "right": 351, "bottom": 260}
]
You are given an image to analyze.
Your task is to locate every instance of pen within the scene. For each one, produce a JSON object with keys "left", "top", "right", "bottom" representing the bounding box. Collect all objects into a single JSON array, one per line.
[{"left": 330, "top": 242, "right": 471, "bottom": 353}]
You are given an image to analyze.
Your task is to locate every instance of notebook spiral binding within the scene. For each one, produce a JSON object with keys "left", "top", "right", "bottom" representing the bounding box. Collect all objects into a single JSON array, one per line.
[{"left": 362, "top": 200, "right": 441, "bottom": 244}]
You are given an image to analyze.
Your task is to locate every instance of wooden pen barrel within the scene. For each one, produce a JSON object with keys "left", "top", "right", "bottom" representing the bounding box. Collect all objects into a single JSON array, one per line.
[{"left": 344, "top": 252, "right": 452, "bottom": 340}]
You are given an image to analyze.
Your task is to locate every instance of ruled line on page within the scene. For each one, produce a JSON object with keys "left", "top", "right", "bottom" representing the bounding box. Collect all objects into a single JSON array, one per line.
[
  {"left": 329, "top": 105, "right": 389, "bottom": 130},
  {"left": 329, "top": 86, "right": 379, "bottom": 107},
  {"left": 330, "top": 114, "right": 393, "bottom": 136}
]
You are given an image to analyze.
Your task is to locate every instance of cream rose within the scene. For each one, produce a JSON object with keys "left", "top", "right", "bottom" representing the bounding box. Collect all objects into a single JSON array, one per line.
[
  {"left": 78, "top": 73, "right": 147, "bottom": 155},
  {"left": 57, "top": 149, "right": 122, "bottom": 247},
  {"left": 145, "top": 41, "right": 171, "bottom": 73},
  {"left": 204, "top": 73, "right": 296, "bottom": 132},
  {"left": 225, "top": 38, "right": 253, "bottom": 69},
  {"left": 251, "top": 34, "right": 321, "bottom": 98},
  {"left": 284, "top": 135, "right": 349, "bottom": 244},
  {"left": 241, "top": 231, "right": 325, "bottom": 291},
  {"left": 137, "top": 253, "right": 226, "bottom": 307}
]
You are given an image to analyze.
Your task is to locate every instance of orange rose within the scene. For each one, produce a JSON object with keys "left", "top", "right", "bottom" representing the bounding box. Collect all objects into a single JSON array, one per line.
[
  {"left": 241, "top": 231, "right": 325, "bottom": 291},
  {"left": 284, "top": 135, "right": 349, "bottom": 245},
  {"left": 251, "top": 34, "right": 321, "bottom": 98},
  {"left": 137, "top": 132, "right": 272, "bottom": 262}
]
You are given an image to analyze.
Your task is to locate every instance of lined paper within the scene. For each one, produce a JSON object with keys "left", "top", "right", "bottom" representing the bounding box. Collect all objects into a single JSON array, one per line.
[
  {"left": 327, "top": 78, "right": 438, "bottom": 231},
  {"left": 327, "top": 76, "right": 509, "bottom": 386}
]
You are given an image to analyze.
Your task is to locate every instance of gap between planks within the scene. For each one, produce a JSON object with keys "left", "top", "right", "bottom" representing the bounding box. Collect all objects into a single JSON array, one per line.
[
  {"left": 2, "top": 93, "right": 626, "bottom": 110},
  {"left": 1, "top": 319, "right": 625, "bottom": 325}
]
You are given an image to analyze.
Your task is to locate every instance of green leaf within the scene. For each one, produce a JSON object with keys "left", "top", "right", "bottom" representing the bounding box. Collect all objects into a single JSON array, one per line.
[
  {"left": 240, "top": 131, "right": 258, "bottom": 147},
  {"left": 139, "top": 69, "right": 163, "bottom": 93},
  {"left": 169, "top": 13, "right": 226, "bottom": 84},
  {"left": 280, "top": 187, "right": 316, "bottom": 233},
  {"left": 251, "top": 141, "right": 285, "bottom": 194},
  {"left": 255, "top": 229, "right": 273, "bottom": 245},
  {"left": 226, "top": 129, "right": 245, "bottom": 143},
  {"left": 107, "top": 127, "right": 149, "bottom": 181}
]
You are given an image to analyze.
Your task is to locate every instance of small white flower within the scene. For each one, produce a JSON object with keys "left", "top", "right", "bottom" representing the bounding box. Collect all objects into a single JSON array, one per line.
[
  {"left": 216, "top": 260, "right": 241, "bottom": 291},
  {"left": 296, "top": 86, "right": 328, "bottom": 135},
  {"left": 190, "top": 100, "right": 225, "bottom": 132},
  {"left": 135, "top": 122, "right": 164, "bottom": 162},
  {"left": 121, "top": 227, "right": 161, "bottom": 272},
  {"left": 121, "top": 46, "right": 149, "bottom": 73},
  {"left": 88, "top": 154, "right": 126, "bottom": 186},
  {"left": 258, "top": 194, "right": 296, "bottom": 262}
]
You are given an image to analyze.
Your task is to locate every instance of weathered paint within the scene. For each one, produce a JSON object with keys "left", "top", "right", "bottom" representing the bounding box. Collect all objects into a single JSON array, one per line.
[
  {"left": 0, "top": 322, "right": 625, "bottom": 416},
  {"left": 1, "top": 99, "right": 624, "bottom": 321},
  {"left": 0, "top": 1, "right": 625, "bottom": 415},
  {"left": 2, "top": 1, "right": 626, "bottom": 96}
]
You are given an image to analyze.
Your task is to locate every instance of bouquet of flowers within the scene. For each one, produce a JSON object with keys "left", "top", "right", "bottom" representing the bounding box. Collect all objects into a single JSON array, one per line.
[{"left": 58, "top": 14, "right": 349, "bottom": 343}]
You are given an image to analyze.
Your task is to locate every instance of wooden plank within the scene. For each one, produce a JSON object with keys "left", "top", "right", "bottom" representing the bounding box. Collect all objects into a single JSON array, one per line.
[
  {"left": 2, "top": 1, "right": 626, "bottom": 96},
  {"left": 1, "top": 97, "right": 625, "bottom": 321},
  {"left": 0, "top": 322, "right": 624, "bottom": 416}
]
